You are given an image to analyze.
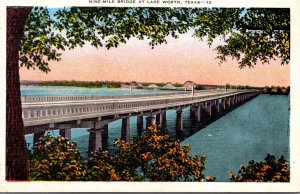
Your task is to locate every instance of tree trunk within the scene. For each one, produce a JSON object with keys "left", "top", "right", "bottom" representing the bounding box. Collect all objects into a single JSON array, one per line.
[{"left": 6, "top": 7, "right": 32, "bottom": 181}]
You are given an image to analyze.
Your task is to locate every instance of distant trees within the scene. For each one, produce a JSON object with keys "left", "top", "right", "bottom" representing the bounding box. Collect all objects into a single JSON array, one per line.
[
  {"left": 156, "top": 83, "right": 166, "bottom": 87},
  {"left": 39, "top": 80, "right": 122, "bottom": 88},
  {"left": 225, "top": 84, "right": 260, "bottom": 90},
  {"left": 225, "top": 83, "right": 231, "bottom": 89},
  {"left": 194, "top": 85, "right": 205, "bottom": 90},
  {"left": 262, "top": 86, "right": 290, "bottom": 95},
  {"left": 173, "top": 83, "right": 184, "bottom": 87}
]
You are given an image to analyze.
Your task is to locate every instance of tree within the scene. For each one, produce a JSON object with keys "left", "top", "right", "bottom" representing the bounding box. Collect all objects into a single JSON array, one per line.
[
  {"left": 107, "top": 124, "right": 213, "bottom": 181},
  {"left": 30, "top": 125, "right": 213, "bottom": 181},
  {"left": 193, "top": 8, "right": 289, "bottom": 68},
  {"left": 230, "top": 154, "right": 290, "bottom": 182},
  {"left": 7, "top": 7, "right": 33, "bottom": 180},
  {"left": 7, "top": 7, "right": 289, "bottom": 180},
  {"left": 7, "top": 7, "right": 192, "bottom": 180},
  {"left": 29, "top": 134, "right": 88, "bottom": 181}
]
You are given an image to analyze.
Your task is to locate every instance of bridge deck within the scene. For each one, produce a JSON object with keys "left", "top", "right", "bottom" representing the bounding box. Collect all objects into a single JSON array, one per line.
[{"left": 22, "top": 90, "right": 259, "bottom": 128}]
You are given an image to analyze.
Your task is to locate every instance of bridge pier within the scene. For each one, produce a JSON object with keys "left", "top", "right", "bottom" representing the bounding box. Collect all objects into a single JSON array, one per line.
[
  {"left": 190, "top": 106, "right": 195, "bottom": 118},
  {"left": 156, "top": 112, "right": 163, "bottom": 127},
  {"left": 195, "top": 104, "right": 202, "bottom": 122},
  {"left": 222, "top": 98, "right": 226, "bottom": 110},
  {"left": 208, "top": 102, "right": 212, "bottom": 116},
  {"left": 216, "top": 100, "right": 220, "bottom": 113},
  {"left": 59, "top": 128, "right": 72, "bottom": 140},
  {"left": 88, "top": 128, "right": 102, "bottom": 155},
  {"left": 227, "top": 98, "right": 231, "bottom": 109},
  {"left": 102, "top": 124, "right": 109, "bottom": 139},
  {"left": 33, "top": 131, "right": 45, "bottom": 145},
  {"left": 176, "top": 110, "right": 183, "bottom": 131},
  {"left": 204, "top": 102, "right": 208, "bottom": 113},
  {"left": 101, "top": 124, "right": 109, "bottom": 150},
  {"left": 137, "top": 115, "right": 144, "bottom": 130},
  {"left": 233, "top": 96, "right": 236, "bottom": 106},
  {"left": 121, "top": 117, "right": 131, "bottom": 142},
  {"left": 146, "top": 116, "right": 154, "bottom": 128},
  {"left": 162, "top": 110, "right": 167, "bottom": 126}
]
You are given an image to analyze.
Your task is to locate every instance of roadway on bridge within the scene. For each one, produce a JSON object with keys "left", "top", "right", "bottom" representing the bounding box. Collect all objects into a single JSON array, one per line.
[
  {"left": 22, "top": 90, "right": 230, "bottom": 107},
  {"left": 22, "top": 90, "right": 258, "bottom": 128}
]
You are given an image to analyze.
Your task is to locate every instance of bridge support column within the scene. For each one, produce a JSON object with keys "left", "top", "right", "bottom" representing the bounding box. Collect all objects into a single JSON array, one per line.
[
  {"left": 216, "top": 100, "right": 220, "bottom": 113},
  {"left": 88, "top": 129, "right": 102, "bottom": 155},
  {"left": 121, "top": 117, "right": 131, "bottom": 142},
  {"left": 176, "top": 110, "right": 183, "bottom": 131},
  {"left": 102, "top": 124, "right": 109, "bottom": 139},
  {"left": 227, "top": 98, "right": 231, "bottom": 108},
  {"left": 190, "top": 106, "right": 195, "bottom": 118},
  {"left": 137, "top": 116, "right": 144, "bottom": 130},
  {"left": 59, "top": 128, "right": 72, "bottom": 140},
  {"left": 33, "top": 131, "right": 45, "bottom": 145},
  {"left": 208, "top": 102, "right": 212, "bottom": 116},
  {"left": 156, "top": 112, "right": 163, "bottom": 127},
  {"left": 146, "top": 116, "right": 154, "bottom": 128},
  {"left": 195, "top": 105, "right": 201, "bottom": 122},
  {"left": 232, "top": 96, "right": 235, "bottom": 107},
  {"left": 204, "top": 102, "right": 208, "bottom": 113},
  {"left": 162, "top": 110, "right": 167, "bottom": 126},
  {"left": 101, "top": 124, "right": 109, "bottom": 150},
  {"left": 223, "top": 98, "right": 226, "bottom": 110}
]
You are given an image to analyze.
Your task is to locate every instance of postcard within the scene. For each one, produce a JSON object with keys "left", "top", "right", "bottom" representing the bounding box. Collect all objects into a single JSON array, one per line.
[{"left": 0, "top": 0, "right": 300, "bottom": 192}]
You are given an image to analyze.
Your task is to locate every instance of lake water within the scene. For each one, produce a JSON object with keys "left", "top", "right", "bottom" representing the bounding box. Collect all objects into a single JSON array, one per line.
[
  {"left": 182, "top": 95, "right": 290, "bottom": 181},
  {"left": 23, "top": 86, "right": 290, "bottom": 182},
  {"left": 21, "top": 85, "right": 174, "bottom": 96}
]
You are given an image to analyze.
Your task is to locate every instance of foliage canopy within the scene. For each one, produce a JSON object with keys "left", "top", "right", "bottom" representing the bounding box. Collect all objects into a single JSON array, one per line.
[
  {"left": 20, "top": 7, "right": 289, "bottom": 72},
  {"left": 230, "top": 154, "right": 290, "bottom": 182},
  {"left": 30, "top": 125, "right": 214, "bottom": 181},
  {"left": 29, "top": 127, "right": 290, "bottom": 182},
  {"left": 30, "top": 134, "right": 88, "bottom": 180}
]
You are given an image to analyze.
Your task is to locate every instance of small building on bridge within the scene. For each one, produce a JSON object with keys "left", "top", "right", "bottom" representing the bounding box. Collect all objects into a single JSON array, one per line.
[
  {"left": 147, "top": 84, "right": 159, "bottom": 90},
  {"left": 163, "top": 82, "right": 176, "bottom": 90},
  {"left": 182, "top": 81, "right": 197, "bottom": 90}
]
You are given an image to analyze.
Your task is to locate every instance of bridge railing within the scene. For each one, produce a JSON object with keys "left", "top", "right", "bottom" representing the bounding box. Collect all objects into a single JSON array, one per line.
[
  {"left": 22, "top": 91, "right": 258, "bottom": 123},
  {"left": 20, "top": 89, "right": 229, "bottom": 103},
  {"left": 21, "top": 91, "right": 193, "bottom": 103}
]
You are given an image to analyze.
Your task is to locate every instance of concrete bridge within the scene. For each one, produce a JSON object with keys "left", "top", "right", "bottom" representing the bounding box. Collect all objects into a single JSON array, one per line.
[{"left": 22, "top": 89, "right": 260, "bottom": 154}]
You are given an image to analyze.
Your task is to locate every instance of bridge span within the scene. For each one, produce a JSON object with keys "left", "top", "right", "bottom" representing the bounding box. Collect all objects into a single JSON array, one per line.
[{"left": 22, "top": 89, "right": 260, "bottom": 153}]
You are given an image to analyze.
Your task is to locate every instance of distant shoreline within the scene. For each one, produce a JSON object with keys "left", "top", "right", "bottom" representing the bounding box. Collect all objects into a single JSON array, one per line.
[{"left": 36, "top": 81, "right": 122, "bottom": 88}]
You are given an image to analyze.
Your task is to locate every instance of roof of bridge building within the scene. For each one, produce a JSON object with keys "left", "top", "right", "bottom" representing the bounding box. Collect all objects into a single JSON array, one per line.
[
  {"left": 148, "top": 84, "right": 159, "bottom": 88},
  {"left": 163, "top": 83, "right": 176, "bottom": 89},
  {"left": 183, "top": 81, "right": 197, "bottom": 87}
]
